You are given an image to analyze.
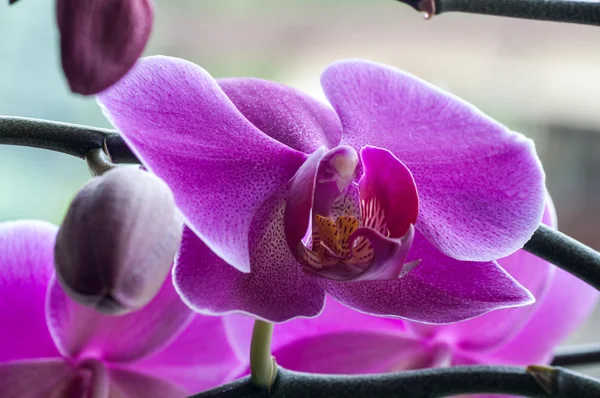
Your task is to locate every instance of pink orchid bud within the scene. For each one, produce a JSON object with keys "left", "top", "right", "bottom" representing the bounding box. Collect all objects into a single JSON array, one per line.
[
  {"left": 54, "top": 167, "right": 181, "bottom": 315},
  {"left": 57, "top": 0, "right": 153, "bottom": 95}
]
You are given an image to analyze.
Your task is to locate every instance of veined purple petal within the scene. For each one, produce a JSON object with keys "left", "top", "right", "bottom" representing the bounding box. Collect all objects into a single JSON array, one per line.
[
  {"left": 321, "top": 59, "right": 545, "bottom": 262},
  {"left": 487, "top": 266, "right": 599, "bottom": 365},
  {"left": 0, "top": 221, "right": 60, "bottom": 362},
  {"left": 57, "top": 0, "right": 153, "bottom": 95},
  {"left": 97, "top": 56, "right": 307, "bottom": 273},
  {"left": 324, "top": 230, "right": 534, "bottom": 323},
  {"left": 132, "top": 315, "right": 241, "bottom": 394},
  {"left": 219, "top": 78, "right": 342, "bottom": 153},
  {"left": 223, "top": 297, "right": 407, "bottom": 363},
  {"left": 46, "top": 270, "right": 194, "bottom": 363},
  {"left": 108, "top": 366, "right": 187, "bottom": 398},
  {"left": 174, "top": 186, "right": 325, "bottom": 323},
  {"left": 359, "top": 146, "right": 418, "bottom": 238},
  {"left": 0, "top": 359, "right": 73, "bottom": 398},
  {"left": 407, "top": 200, "right": 557, "bottom": 351}
]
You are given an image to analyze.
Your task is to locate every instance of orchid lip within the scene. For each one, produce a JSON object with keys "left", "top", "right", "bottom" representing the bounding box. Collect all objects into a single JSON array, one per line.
[{"left": 292, "top": 145, "right": 419, "bottom": 282}]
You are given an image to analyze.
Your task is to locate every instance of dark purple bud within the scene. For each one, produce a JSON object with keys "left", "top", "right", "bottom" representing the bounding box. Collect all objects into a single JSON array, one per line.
[
  {"left": 54, "top": 167, "right": 182, "bottom": 315},
  {"left": 57, "top": 0, "right": 153, "bottom": 95},
  {"left": 9, "top": 0, "right": 20, "bottom": 5}
]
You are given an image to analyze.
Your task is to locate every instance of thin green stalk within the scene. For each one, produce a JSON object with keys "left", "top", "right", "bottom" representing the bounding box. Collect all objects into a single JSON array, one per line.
[{"left": 250, "top": 319, "right": 277, "bottom": 390}]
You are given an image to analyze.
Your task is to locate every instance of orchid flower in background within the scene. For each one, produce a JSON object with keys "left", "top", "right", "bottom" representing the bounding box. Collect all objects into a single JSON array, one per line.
[
  {"left": 97, "top": 56, "right": 546, "bottom": 324},
  {"left": 57, "top": 0, "right": 153, "bottom": 95},
  {"left": 0, "top": 220, "right": 240, "bottom": 397},
  {"left": 224, "top": 200, "right": 599, "bottom": 398}
]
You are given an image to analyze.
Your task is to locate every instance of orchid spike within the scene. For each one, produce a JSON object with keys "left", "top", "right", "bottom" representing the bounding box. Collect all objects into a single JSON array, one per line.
[
  {"left": 0, "top": 220, "right": 240, "bottom": 397},
  {"left": 97, "top": 56, "right": 545, "bottom": 323},
  {"left": 54, "top": 167, "right": 182, "bottom": 315},
  {"left": 57, "top": 0, "right": 153, "bottom": 95},
  {"left": 224, "top": 200, "right": 599, "bottom": 398}
]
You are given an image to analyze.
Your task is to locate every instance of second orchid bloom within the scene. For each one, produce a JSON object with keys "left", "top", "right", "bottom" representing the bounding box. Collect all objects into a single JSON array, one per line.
[{"left": 97, "top": 56, "right": 546, "bottom": 324}]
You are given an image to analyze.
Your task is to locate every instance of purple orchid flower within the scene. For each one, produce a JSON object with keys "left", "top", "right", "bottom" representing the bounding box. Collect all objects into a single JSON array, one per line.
[
  {"left": 0, "top": 220, "right": 240, "bottom": 397},
  {"left": 97, "top": 56, "right": 545, "bottom": 324},
  {"left": 224, "top": 200, "right": 599, "bottom": 398},
  {"left": 57, "top": 0, "right": 153, "bottom": 95}
]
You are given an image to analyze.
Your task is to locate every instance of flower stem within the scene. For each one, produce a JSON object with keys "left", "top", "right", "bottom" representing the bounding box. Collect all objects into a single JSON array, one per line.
[
  {"left": 85, "top": 146, "right": 116, "bottom": 177},
  {"left": 397, "top": 0, "right": 600, "bottom": 26},
  {"left": 250, "top": 319, "right": 277, "bottom": 390}
]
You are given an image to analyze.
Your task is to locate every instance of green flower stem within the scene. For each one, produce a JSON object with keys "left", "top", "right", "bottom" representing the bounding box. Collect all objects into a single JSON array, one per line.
[
  {"left": 250, "top": 319, "right": 277, "bottom": 390},
  {"left": 85, "top": 146, "right": 116, "bottom": 176}
]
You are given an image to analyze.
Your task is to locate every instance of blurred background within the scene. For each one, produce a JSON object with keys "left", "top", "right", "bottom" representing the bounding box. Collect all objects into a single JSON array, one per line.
[{"left": 1, "top": 0, "right": 599, "bottom": 376}]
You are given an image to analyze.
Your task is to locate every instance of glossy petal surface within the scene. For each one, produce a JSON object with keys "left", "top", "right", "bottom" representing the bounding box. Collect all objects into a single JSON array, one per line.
[
  {"left": 219, "top": 78, "right": 342, "bottom": 153},
  {"left": 0, "top": 221, "right": 60, "bottom": 361},
  {"left": 321, "top": 59, "right": 545, "bottom": 262},
  {"left": 47, "top": 272, "right": 194, "bottom": 363},
  {"left": 132, "top": 316, "right": 241, "bottom": 394},
  {"left": 0, "top": 359, "right": 72, "bottom": 398},
  {"left": 57, "top": 0, "right": 153, "bottom": 95},
  {"left": 175, "top": 186, "right": 325, "bottom": 323},
  {"left": 407, "top": 202, "right": 556, "bottom": 350},
  {"left": 108, "top": 366, "right": 187, "bottom": 398},
  {"left": 488, "top": 267, "right": 599, "bottom": 365},
  {"left": 324, "top": 230, "right": 533, "bottom": 323},
  {"left": 97, "top": 56, "right": 306, "bottom": 272}
]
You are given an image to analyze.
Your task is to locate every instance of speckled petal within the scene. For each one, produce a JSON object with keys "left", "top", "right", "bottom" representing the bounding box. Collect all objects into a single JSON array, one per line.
[
  {"left": 324, "top": 230, "right": 534, "bottom": 323},
  {"left": 0, "top": 221, "right": 60, "bottom": 362},
  {"left": 175, "top": 186, "right": 326, "bottom": 323},
  {"left": 321, "top": 59, "right": 545, "bottom": 262},
  {"left": 219, "top": 78, "right": 342, "bottom": 153},
  {"left": 97, "top": 56, "right": 307, "bottom": 273}
]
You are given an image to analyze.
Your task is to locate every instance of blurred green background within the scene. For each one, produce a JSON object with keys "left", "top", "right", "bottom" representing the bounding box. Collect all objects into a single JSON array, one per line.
[{"left": 2, "top": 0, "right": 599, "bottom": 374}]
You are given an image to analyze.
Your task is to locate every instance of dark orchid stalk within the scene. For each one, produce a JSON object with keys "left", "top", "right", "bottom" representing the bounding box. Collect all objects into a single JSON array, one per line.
[
  {"left": 396, "top": 0, "right": 600, "bottom": 26},
  {"left": 190, "top": 365, "right": 600, "bottom": 398}
]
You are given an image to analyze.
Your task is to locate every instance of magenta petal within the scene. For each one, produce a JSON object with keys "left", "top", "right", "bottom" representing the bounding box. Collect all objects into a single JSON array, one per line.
[
  {"left": 0, "top": 221, "right": 60, "bottom": 361},
  {"left": 109, "top": 367, "right": 187, "bottom": 398},
  {"left": 219, "top": 78, "right": 342, "bottom": 153},
  {"left": 407, "top": 201, "right": 557, "bottom": 351},
  {"left": 324, "top": 230, "right": 534, "bottom": 323},
  {"left": 359, "top": 146, "right": 418, "bottom": 237},
  {"left": 175, "top": 186, "right": 326, "bottom": 323},
  {"left": 132, "top": 315, "right": 241, "bottom": 394},
  {"left": 97, "top": 56, "right": 307, "bottom": 273},
  {"left": 0, "top": 359, "right": 72, "bottom": 398},
  {"left": 275, "top": 331, "right": 434, "bottom": 375},
  {"left": 46, "top": 271, "right": 194, "bottom": 363},
  {"left": 57, "top": 0, "right": 153, "bottom": 95},
  {"left": 321, "top": 59, "right": 545, "bottom": 262},
  {"left": 487, "top": 267, "right": 599, "bottom": 365}
]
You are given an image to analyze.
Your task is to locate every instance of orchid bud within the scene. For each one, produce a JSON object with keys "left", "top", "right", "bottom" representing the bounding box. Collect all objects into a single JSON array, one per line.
[
  {"left": 54, "top": 167, "right": 182, "bottom": 315},
  {"left": 57, "top": 0, "right": 153, "bottom": 95}
]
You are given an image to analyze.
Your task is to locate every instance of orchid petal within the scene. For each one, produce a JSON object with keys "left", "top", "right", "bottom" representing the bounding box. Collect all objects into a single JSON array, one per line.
[
  {"left": 0, "top": 359, "right": 72, "bottom": 398},
  {"left": 108, "top": 366, "right": 187, "bottom": 398},
  {"left": 174, "top": 186, "right": 325, "bottom": 323},
  {"left": 324, "top": 230, "right": 534, "bottom": 323},
  {"left": 132, "top": 316, "right": 241, "bottom": 394},
  {"left": 407, "top": 201, "right": 556, "bottom": 351},
  {"left": 219, "top": 78, "right": 342, "bottom": 153},
  {"left": 46, "top": 270, "right": 194, "bottom": 363},
  {"left": 0, "top": 221, "right": 59, "bottom": 361},
  {"left": 97, "top": 56, "right": 307, "bottom": 273},
  {"left": 223, "top": 297, "right": 406, "bottom": 363},
  {"left": 274, "top": 331, "right": 438, "bottom": 375},
  {"left": 487, "top": 267, "right": 599, "bottom": 365},
  {"left": 57, "top": 0, "right": 153, "bottom": 95},
  {"left": 321, "top": 59, "right": 545, "bottom": 262}
]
